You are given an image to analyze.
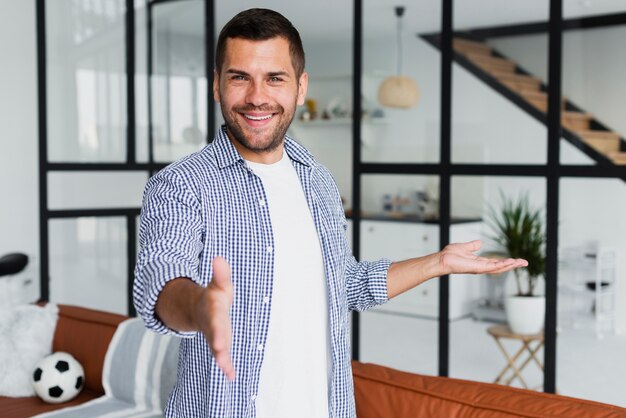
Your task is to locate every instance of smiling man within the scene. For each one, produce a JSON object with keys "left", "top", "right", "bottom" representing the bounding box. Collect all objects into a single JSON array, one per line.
[{"left": 133, "top": 8, "right": 527, "bottom": 418}]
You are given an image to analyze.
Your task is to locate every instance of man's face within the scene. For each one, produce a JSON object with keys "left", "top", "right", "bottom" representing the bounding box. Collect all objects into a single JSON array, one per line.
[{"left": 214, "top": 37, "right": 308, "bottom": 163}]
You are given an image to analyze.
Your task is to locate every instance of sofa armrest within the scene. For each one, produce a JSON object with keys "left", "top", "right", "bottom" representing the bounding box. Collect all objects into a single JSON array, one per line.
[{"left": 52, "top": 305, "right": 127, "bottom": 395}]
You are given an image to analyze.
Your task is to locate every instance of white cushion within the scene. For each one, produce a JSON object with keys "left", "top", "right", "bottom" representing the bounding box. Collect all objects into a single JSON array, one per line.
[
  {"left": 0, "top": 303, "right": 59, "bottom": 397},
  {"left": 102, "top": 317, "right": 180, "bottom": 410}
]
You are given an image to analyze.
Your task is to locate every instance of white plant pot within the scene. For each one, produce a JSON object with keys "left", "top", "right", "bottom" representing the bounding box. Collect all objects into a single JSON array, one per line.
[{"left": 505, "top": 295, "right": 546, "bottom": 335}]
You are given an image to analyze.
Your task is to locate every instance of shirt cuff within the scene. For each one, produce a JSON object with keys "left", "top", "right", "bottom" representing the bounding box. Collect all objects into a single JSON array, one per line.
[{"left": 368, "top": 258, "right": 392, "bottom": 305}]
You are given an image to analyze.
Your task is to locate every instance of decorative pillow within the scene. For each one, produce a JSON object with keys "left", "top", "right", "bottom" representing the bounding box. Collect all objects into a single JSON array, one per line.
[
  {"left": 102, "top": 318, "right": 180, "bottom": 411},
  {"left": 0, "top": 303, "right": 59, "bottom": 396}
]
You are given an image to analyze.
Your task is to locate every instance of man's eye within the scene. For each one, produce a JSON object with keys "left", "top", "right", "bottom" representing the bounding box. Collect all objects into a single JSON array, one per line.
[
  {"left": 269, "top": 77, "right": 283, "bottom": 83},
  {"left": 232, "top": 75, "right": 246, "bottom": 81}
]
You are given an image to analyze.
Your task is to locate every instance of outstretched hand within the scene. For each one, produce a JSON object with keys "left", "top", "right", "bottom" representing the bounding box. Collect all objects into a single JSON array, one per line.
[
  {"left": 197, "top": 256, "right": 235, "bottom": 380},
  {"left": 439, "top": 240, "right": 528, "bottom": 275}
]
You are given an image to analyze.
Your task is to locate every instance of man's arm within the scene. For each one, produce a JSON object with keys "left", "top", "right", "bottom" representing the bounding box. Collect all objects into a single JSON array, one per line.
[
  {"left": 387, "top": 240, "right": 527, "bottom": 299},
  {"left": 155, "top": 256, "right": 235, "bottom": 380}
]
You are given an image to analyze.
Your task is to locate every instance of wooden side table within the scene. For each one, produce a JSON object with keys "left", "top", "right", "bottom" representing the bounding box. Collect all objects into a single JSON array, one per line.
[{"left": 487, "top": 325, "right": 544, "bottom": 390}]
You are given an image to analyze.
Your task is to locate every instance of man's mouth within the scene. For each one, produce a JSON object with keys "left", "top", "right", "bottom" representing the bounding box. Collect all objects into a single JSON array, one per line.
[{"left": 243, "top": 113, "right": 274, "bottom": 121}]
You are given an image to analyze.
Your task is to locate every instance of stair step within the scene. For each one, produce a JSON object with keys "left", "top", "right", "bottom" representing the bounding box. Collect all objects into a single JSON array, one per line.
[
  {"left": 519, "top": 90, "right": 566, "bottom": 112},
  {"left": 500, "top": 79, "right": 542, "bottom": 93},
  {"left": 608, "top": 152, "right": 626, "bottom": 165},
  {"left": 576, "top": 130, "right": 621, "bottom": 154},
  {"left": 562, "top": 111, "right": 592, "bottom": 131},
  {"left": 465, "top": 53, "right": 517, "bottom": 73},
  {"left": 493, "top": 72, "right": 542, "bottom": 92},
  {"left": 453, "top": 38, "right": 492, "bottom": 56}
]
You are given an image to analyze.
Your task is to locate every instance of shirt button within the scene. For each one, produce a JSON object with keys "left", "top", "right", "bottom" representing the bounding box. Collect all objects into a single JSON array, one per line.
[
  {"left": 267, "top": 246, "right": 273, "bottom": 253},
  {"left": 251, "top": 394, "right": 257, "bottom": 401},
  {"left": 257, "top": 343, "right": 264, "bottom": 351},
  {"left": 263, "top": 296, "right": 270, "bottom": 304},
  {"left": 259, "top": 199, "right": 266, "bottom": 207}
]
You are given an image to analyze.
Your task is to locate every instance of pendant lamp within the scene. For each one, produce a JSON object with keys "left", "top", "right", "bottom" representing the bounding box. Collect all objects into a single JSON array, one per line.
[{"left": 377, "top": 6, "right": 420, "bottom": 109}]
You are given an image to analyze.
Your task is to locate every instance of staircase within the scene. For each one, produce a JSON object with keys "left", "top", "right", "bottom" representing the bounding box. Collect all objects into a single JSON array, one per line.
[{"left": 424, "top": 35, "right": 626, "bottom": 166}]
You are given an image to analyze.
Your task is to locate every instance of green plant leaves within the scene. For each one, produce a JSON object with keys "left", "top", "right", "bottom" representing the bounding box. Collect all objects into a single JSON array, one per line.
[{"left": 486, "top": 191, "right": 546, "bottom": 296}]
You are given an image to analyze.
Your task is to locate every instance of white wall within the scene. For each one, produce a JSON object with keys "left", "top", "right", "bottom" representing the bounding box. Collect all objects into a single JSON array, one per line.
[{"left": 0, "top": 0, "right": 40, "bottom": 302}]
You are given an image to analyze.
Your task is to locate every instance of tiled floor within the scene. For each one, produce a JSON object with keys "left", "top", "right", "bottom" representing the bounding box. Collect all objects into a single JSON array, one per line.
[{"left": 359, "top": 308, "right": 626, "bottom": 408}]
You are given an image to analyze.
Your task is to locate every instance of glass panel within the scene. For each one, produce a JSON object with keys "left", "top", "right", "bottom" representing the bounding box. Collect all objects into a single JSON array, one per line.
[
  {"left": 46, "top": 0, "right": 127, "bottom": 162},
  {"left": 359, "top": 174, "right": 439, "bottom": 375},
  {"left": 49, "top": 217, "right": 127, "bottom": 315},
  {"left": 362, "top": 1, "right": 441, "bottom": 163},
  {"left": 48, "top": 171, "right": 148, "bottom": 210},
  {"left": 558, "top": 178, "right": 626, "bottom": 406},
  {"left": 452, "top": 3, "right": 548, "bottom": 164},
  {"left": 560, "top": 8, "right": 626, "bottom": 166},
  {"left": 152, "top": 0, "right": 206, "bottom": 163},
  {"left": 449, "top": 176, "right": 547, "bottom": 389}
]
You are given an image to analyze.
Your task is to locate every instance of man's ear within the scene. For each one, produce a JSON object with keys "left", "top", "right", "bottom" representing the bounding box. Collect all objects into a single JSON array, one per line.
[
  {"left": 213, "top": 69, "right": 220, "bottom": 103},
  {"left": 296, "top": 72, "right": 308, "bottom": 106}
]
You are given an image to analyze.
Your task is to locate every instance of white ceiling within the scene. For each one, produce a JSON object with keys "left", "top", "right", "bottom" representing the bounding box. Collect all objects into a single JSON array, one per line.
[{"left": 156, "top": 0, "right": 626, "bottom": 42}]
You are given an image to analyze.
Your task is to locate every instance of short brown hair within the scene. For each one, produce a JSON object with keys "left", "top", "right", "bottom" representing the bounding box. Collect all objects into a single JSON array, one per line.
[{"left": 215, "top": 8, "right": 306, "bottom": 78}]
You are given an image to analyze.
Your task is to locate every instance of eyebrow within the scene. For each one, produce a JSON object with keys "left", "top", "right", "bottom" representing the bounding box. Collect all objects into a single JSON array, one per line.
[
  {"left": 225, "top": 69, "right": 290, "bottom": 78},
  {"left": 267, "top": 71, "right": 290, "bottom": 78}
]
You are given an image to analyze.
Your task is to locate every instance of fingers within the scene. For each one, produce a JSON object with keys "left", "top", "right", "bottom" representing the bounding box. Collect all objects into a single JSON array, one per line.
[
  {"left": 211, "top": 321, "right": 235, "bottom": 380},
  {"left": 204, "top": 256, "right": 235, "bottom": 380},
  {"left": 481, "top": 258, "right": 528, "bottom": 274}
]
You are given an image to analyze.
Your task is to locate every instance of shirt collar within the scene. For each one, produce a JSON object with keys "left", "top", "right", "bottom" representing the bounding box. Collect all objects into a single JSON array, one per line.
[{"left": 213, "top": 125, "right": 316, "bottom": 169}]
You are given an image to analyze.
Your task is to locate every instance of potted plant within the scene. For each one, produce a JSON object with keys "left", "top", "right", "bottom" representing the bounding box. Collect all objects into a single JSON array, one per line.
[{"left": 487, "top": 193, "right": 547, "bottom": 335}]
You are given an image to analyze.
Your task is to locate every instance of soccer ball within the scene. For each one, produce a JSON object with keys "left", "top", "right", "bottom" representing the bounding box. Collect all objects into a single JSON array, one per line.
[{"left": 32, "top": 352, "right": 85, "bottom": 403}]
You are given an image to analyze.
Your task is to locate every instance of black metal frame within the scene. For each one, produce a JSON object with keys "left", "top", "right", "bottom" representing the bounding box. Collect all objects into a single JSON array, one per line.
[
  {"left": 350, "top": 0, "right": 363, "bottom": 361},
  {"left": 36, "top": 0, "right": 214, "bottom": 317},
  {"left": 462, "top": 11, "right": 626, "bottom": 39}
]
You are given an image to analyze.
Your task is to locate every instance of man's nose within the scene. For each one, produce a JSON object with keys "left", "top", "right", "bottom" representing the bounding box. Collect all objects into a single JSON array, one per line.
[{"left": 245, "top": 82, "right": 270, "bottom": 107}]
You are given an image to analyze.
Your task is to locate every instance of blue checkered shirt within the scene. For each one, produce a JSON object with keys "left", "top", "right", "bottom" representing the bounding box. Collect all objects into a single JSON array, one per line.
[{"left": 134, "top": 126, "right": 391, "bottom": 418}]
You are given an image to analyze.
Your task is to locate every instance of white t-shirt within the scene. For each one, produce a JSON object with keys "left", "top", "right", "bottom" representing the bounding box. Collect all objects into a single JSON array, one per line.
[{"left": 246, "top": 151, "right": 331, "bottom": 418}]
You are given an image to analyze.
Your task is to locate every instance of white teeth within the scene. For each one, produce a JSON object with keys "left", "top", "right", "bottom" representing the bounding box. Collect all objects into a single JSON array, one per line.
[{"left": 244, "top": 114, "right": 273, "bottom": 121}]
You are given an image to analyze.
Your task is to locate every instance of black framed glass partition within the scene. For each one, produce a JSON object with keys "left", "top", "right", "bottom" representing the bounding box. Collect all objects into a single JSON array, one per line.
[
  {"left": 38, "top": 0, "right": 211, "bottom": 316},
  {"left": 36, "top": 0, "right": 626, "bottom": 405}
]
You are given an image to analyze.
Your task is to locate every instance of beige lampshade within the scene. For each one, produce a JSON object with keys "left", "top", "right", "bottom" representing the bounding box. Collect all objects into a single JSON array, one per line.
[{"left": 378, "top": 75, "right": 420, "bottom": 109}]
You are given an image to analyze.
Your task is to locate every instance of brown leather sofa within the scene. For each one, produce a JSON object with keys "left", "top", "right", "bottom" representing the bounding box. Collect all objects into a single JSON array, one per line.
[
  {"left": 353, "top": 362, "right": 626, "bottom": 417},
  {"left": 2, "top": 304, "right": 625, "bottom": 418}
]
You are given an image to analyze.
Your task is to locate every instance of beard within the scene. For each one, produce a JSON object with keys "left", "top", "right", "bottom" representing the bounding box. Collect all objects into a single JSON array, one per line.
[{"left": 221, "top": 102, "right": 296, "bottom": 154}]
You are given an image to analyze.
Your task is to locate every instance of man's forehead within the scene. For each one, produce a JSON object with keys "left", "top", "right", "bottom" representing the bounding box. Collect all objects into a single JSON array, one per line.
[{"left": 222, "top": 37, "right": 295, "bottom": 73}]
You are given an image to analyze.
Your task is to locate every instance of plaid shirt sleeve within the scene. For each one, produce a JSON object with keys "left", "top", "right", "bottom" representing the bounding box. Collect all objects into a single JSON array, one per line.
[
  {"left": 133, "top": 168, "right": 204, "bottom": 337},
  {"left": 345, "top": 254, "right": 391, "bottom": 312}
]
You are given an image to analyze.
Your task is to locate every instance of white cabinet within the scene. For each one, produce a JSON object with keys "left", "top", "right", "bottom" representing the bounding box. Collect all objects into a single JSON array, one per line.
[{"left": 355, "top": 219, "right": 483, "bottom": 320}]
